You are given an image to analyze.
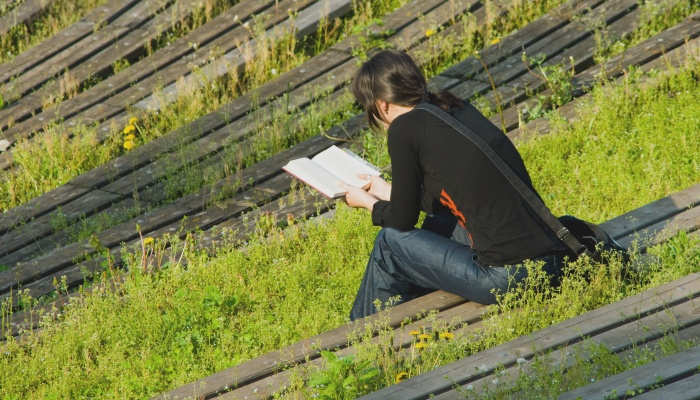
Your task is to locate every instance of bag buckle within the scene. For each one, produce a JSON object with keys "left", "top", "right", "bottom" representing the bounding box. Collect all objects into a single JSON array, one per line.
[
  {"left": 557, "top": 227, "right": 588, "bottom": 256},
  {"left": 556, "top": 227, "right": 571, "bottom": 241}
]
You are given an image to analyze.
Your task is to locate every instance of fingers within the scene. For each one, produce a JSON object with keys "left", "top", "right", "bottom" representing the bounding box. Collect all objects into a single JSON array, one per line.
[
  {"left": 369, "top": 175, "right": 385, "bottom": 184},
  {"left": 355, "top": 174, "right": 373, "bottom": 190}
]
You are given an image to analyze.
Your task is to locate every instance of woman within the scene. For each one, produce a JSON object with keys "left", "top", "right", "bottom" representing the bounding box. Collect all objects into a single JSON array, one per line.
[{"left": 344, "top": 50, "right": 566, "bottom": 321}]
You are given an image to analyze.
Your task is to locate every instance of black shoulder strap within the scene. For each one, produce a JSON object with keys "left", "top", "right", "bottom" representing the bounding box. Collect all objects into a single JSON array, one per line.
[{"left": 415, "top": 102, "right": 589, "bottom": 258}]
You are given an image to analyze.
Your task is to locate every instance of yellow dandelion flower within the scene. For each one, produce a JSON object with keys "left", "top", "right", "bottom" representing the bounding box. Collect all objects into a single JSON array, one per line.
[
  {"left": 395, "top": 371, "right": 408, "bottom": 383},
  {"left": 490, "top": 37, "right": 501, "bottom": 45},
  {"left": 425, "top": 28, "right": 436, "bottom": 38},
  {"left": 143, "top": 237, "right": 154, "bottom": 246},
  {"left": 123, "top": 125, "right": 135, "bottom": 134},
  {"left": 123, "top": 140, "right": 135, "bottom": 150},
  {"left": 125, "top": 133, "right": 136, "bottom": 141},
  {"left": 128, "top": 117, "right": 138, "bottom": 125},
  {"left": 418, "top": 333, "right": 432, "bottom": 341},
  {"left": 409, "top": 330, "right": 420, "bottom": 336},
  {"left": 414, "top": 342, "right": 427, "bottom": 350},
  {"left": 440, "top": 331, "right": 455, "bottom": 340}
]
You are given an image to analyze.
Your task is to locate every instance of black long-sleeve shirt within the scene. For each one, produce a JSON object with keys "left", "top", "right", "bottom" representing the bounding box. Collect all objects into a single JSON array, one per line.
[{"left": 371, "top": 102, "right": 565, "bottom": 266}]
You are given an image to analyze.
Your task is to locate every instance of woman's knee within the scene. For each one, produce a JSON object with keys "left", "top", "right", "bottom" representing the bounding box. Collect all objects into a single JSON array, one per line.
[
  {"left": 369, "top": 227, "right": 412, "bottom": 275},
  {"left": 374, "top": 227, "right": 407, "bottom": 250}
]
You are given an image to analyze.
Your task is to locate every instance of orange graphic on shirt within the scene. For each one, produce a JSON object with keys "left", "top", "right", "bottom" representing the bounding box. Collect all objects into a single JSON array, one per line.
[{"left": 440, "top": 189, "right": 474, "bottom": 246}]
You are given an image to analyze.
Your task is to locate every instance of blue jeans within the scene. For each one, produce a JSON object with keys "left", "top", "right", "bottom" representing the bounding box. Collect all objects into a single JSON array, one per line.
[{"left": 349, "top": 215, "right": 563, "bottom": 320}]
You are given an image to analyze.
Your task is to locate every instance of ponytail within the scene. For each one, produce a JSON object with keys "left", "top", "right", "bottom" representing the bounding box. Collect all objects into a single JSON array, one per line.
[{"left": 424, "top": 90, "right": 464, "bottom": 111}]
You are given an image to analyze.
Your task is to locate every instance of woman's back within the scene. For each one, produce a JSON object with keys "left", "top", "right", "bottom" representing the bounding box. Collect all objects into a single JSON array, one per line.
[{"left": 373, "top": 102, "right": 565, "bottom": 266}]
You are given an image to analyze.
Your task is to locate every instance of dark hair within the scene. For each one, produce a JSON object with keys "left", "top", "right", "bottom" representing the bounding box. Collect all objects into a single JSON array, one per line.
[{"left": 351, "top": 50, "right": 463, "bottom": 129}]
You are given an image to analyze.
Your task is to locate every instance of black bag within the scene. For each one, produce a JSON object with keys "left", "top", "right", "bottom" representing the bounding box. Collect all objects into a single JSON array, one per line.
[{"left": 558, "top": 215, "right": 628, "bottom": 263}]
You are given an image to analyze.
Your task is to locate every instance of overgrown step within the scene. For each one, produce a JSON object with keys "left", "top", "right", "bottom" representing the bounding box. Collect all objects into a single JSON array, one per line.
[
  {"left": 0, "top": 0, "right": 354, "bottom": 160},
  {"left": 558, "top": 345, "right": 700, "bottom": 400},
  {"left": 0, "top": 0, "right": 278, "bottom": 146},
  {"left": 0, "top": 0, "right": 209, "bottom": 131},
  {"left": 491, "top": 309, "right": 700, "bottom": 400},
  {"left": 487, "top": 10, "right": 700, "bottom": 131},
  {"left": 154, "top": 291, "right": 471, "bottom": 400},
  {"left": 0, "top": 0, "right": 149, "bottom": 102},
  {"left": 0, "top": 0, "right": 58, "bottom": 37},
  {"left": 445, "top": 0, "right": 640, "bottom": 99},
  {"left": 495, "top": 19, "right": 700, "bottom": 136},
  {"left": 0, "top": 0, "right": 135, "bottom": 85},
  {"left": 360, "top": 272, "right": 700, "bottom": 399}
]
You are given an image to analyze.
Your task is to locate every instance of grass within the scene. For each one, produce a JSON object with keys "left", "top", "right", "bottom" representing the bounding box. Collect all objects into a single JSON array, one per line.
[
  {"left": 0, "top": 0, "right": 108, "bottom": 64},
  {"left": 594, "top": 0, "right": 699, "bottom": 63},
  {"left": 36, "top": 0, "right": 244, "bottom": 109},
  {"left": 292, "top": 234, "right": 699, "bottom": 399},
  {"left": 0, "top": 1, "right": 22, "bottom": 19},
  {"left": 519, "top": 65, "right": 700, "bottom": 222},
  {"left": 0, "top": 52, "right": 698, "bottom": 399},
  {"left": 464, "top": 332, "right": 699, "bottom": 399}
]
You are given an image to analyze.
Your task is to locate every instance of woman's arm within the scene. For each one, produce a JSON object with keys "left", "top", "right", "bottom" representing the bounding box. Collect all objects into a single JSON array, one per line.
[{"left": 370, "top": 112, "right": 423, "bottom": 230}]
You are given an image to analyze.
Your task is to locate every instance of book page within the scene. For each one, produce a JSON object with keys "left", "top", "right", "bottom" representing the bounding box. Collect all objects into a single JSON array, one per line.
[
  {"left": 311, "top": 145, "right": 380, "bottom": 188},
  {"left": 282, "top": 157, "right": 346, "bottom": 198}
]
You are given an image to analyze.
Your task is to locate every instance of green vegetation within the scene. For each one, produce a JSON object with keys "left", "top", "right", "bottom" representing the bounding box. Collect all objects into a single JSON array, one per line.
[
  {"left": 468, "top": 333, "right": 699, "bottom": 399},
  {"left": 0, "top": 0, "right": 108, "bottom": 64},
  {"left": 594, "top": 0, "right": 698, "bottom": 63},
  {"left": 2, "top": 0, "right": 696, "bottom": 214},
  {"left": 0, "top": 0, "right": 240, "bottom": 67},
  {"left": 521, "top": 65, "right": 699, "bottom": 222},
  {"left": 0, "top": 1, "right": 22, "bottom": 19},
  {"left": 514, "top": 53, "right": 576, "bottom": 122},
  {"left": 39, "top": 0, "right": 244, "bottom": 108},
  {"left": 1, "top": 53, "right": 698, "bottom": 399},
  {"left": 292, "top": 233, "right": 698, "bottom": 398}
]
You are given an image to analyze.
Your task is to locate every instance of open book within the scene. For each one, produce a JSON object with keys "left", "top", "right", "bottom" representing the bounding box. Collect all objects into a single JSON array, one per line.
[{"left": 282, "top": 145, "right": 381, "bottom": 198}]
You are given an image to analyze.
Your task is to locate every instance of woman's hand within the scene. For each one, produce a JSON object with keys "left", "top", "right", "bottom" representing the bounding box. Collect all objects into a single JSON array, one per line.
[
  {"left": 360, "top": 174, "right": 391, "bottom": 201},
  {"left": 343, "top": 184, "right": 379, "bottom": 211}
]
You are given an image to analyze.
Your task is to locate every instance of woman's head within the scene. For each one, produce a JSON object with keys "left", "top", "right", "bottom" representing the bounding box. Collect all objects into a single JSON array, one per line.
[{"left": 351, "top": 50, "right": 462, "bottom": 129}]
